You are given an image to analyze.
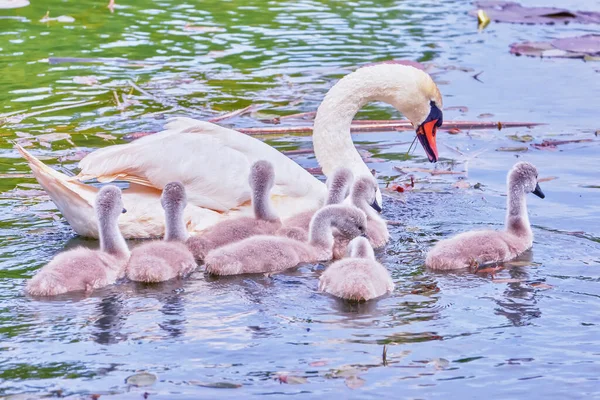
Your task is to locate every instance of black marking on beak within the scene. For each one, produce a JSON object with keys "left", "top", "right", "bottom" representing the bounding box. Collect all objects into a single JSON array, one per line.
[
  {"left": 532, "top": 184, "right": 545, "bottom": 199},
  {"left": 370, "top": 199, "right": 382, "bottom": 213},
  {"left": 122, "top": 208, "right": 127, "bottom": 213}
]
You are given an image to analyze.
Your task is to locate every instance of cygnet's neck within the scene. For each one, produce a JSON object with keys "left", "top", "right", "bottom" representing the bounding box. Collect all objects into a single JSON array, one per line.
[
  {"left": 252, "top": 183, "right": 278, "bottom": 222},
  {"left": 351, "top": 190, "right": 379, "bottom": 221},
  {"left": 349, "top": 238, "right": 375, "bottom": 260},
  {"left": 312, "top": 65, "right": 424, "bottom": 182},
  {"left": 505, "top": 182, "right": 532, "bottom": 240},
  {"left": 325, "top": 170, "right": 353, "bottom": 205},
  {"left": 308, "top": 208, "right": 336, "bottom": 252},
  {"left": 98, "top": 212, "right": 129, "bottom": 260},
  {"left": 164, "top": 206, "right": 189, "bottom": 242}
]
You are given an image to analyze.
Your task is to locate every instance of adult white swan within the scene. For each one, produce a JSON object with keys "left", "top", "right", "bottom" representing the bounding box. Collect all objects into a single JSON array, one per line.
[{"left": 18, "top": 62, "right": 443, "bottom": 238}]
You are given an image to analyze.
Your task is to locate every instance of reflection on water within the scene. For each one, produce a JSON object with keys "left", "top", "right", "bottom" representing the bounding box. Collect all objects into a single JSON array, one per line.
[{"left": 0, "top": 0, "right": 600, "bottom": 397}]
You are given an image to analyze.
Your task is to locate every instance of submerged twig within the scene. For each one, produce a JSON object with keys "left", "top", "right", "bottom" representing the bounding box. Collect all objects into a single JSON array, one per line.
[
  {"left": 128, "top": 80, "right": 198, "bottom": 114},
  {"left": 208, "top": 105, "right": 256, "bottom": 123},
  {"left": 0, "top": 100, "right": 100, "bottom": 125}
]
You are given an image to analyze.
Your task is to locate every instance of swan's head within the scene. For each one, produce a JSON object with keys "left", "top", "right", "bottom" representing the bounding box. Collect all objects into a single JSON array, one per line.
[
  {"left": 161, "top": 181, "right": 188, "bottom": 213},
  {"left": 249, "top": 160, "right": 275, "bottom": 192},
  {"left": 352, "top": 175, "right": 382, "bottom": 213},
  {"left": 359, "top": 61, "right": 443, "bottom": 163},
  {"left": 95, "top": 185, "right": 126, "bottom": 220},
  {"left": 347, "top": 236, "right": 376, "bottom": 260},
  {"left": 508, "top": 162, "right": 545, "bottom": 199},
  {"left": 330, "top": 205, "right": 368, "bottom": 240}
]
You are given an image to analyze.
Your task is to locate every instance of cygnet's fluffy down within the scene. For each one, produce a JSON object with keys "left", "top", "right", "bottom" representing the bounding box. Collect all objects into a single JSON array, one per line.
[
  {"left": 186, "top": 160, "right": 281, "bottom": 260},
  {"left": 332, "top": 175, "right": 389, "bottom": 259},
  {"left": 205, "top": 205, "right": 367, "bottom": 276},
  {"left": 26, "top": 185, "right": 130, "bottom": 296},
  {"left": 276, "top": 167, "right": 354, "bottom": 242},
  {"left": 126, "top": 182, "right": 196, "bottom": 283},
  {"left": 319, "top": 237, "right": 394, "bottom": 301},
  {"left": 426, "top": 161, "right": 545, "bottom": 270}
]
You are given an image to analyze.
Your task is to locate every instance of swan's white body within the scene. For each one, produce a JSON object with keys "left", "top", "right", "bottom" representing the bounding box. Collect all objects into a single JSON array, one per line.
[{"left": 17, "top": 63, "right": 442, "bottom": 239}]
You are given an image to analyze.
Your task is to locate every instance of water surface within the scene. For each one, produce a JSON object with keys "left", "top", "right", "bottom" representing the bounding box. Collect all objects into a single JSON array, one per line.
[{"left": 0, "top": 0, "right": 599, "bottom": 398}]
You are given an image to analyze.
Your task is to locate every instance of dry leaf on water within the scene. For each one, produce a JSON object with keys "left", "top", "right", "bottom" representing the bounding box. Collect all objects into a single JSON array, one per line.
[
  {"left": 345, "top": 376, "right": 365, "bottom": 390},
  {"left": 73, "top": 76, "right": 99, "bottom": 85},
  {"left": 125, "top": 372, "right": 157, "bottom": 387},
  {"left": 277, "top": 374, "right": 307, "bottom": 384},
  {"left": 530, "top": 282, "right": 553, "bottom": 289}
]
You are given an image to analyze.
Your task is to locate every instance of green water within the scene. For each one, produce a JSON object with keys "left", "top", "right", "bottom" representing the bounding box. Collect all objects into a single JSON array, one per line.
[{"left": 1, "top": 0, "right": 599, "bottom": 398}]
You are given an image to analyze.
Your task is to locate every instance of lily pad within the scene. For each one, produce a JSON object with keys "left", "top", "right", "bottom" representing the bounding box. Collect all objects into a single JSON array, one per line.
[
  {"left": 470, "top": 1, "right": 600, "bottom": 25},
  {"left": 125, "top": 372, "right": 157, "bottom": 387}
]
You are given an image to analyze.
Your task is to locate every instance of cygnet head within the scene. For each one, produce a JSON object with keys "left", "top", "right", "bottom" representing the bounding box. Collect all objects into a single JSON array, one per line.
[
  {"left": 352, "top": 175, "right": 382, "bottom": 213},
  {"left": 95, "top": 185, "right": 126, "bottom": 220},
  {"left": 161, "top": 181, "right": 188, "bottom": 214},
  {"left": 326, "top": 167, "right": 354, "bottom": 205},
  {"left": 249, "top": 160, "right": 275, "bottom": 193},
  {"left": 508, "top": 162, "right": 545, "bottom": 199},
  {"left": 331, "top": 206, "right": 368, "bottom": 239},
  {"left": 347, "top": 236, "right": 375, "bottom": 260}
]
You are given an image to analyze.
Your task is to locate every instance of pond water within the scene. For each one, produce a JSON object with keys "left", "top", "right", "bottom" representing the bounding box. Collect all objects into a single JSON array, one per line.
[{"left": 0, "top": 0, "right": 599, "bottom": 398}]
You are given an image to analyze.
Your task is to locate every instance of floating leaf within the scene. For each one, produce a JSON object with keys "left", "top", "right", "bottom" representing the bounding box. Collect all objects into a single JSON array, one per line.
[
  {"left": 497, "top": 146, "right": 528, "bottom": 152},
  {"left": 530, "top": 282, "right": 553, "bottom": 289},
  {"left": 309, "top": 360, "right": 329, "bottom": 367},
  {"left": 125, "top": 372, "right": 157, "bottom": 387},
  {"left": 0, "top": 0, "right": 29, "bottom": 9},
  {"left": 73, "top": 76, "right": 99, "bottom": 85},
  {"left": 447, "top": 128, "right": 462, "bottom": 134},
  {"left": 277, "top": 374, "right": 307, "bottom": 384},
  {"left": 453, "top": 180, "right": 471, "bottom": 189},
  {"left": 477, "top": 9, "right": 491, "bottom": 29},
  {"left": 188, "top": 380, "right": 242, "bottom": 389},
  {"left": 507, "top": 134, "right": 534, "bottom": 143},
  {"left": 428, "top": 358, "right": 450, "bottom": 370},
  {"left": 345, "top": 376, "right": 365, "bottom": 390},
  {"left": 470, "top": 1, "right": 600, "bottom": 25}
]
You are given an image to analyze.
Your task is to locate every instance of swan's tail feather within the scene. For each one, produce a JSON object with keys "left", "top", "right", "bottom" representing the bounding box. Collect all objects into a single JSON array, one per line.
[{"left": 16, "top": 144, "right": 98, "bottom": 237}]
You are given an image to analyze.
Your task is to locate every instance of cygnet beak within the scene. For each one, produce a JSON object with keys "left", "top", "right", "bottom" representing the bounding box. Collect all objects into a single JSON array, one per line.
[
  {"left": 532, "top": 184, "right": 545, "bottom": 199},
  {"left": 122, "top": 208, "right": 127, "bottom": 213},
  {"left": 360, "top": 232, "right": 369, "bottom": 239},
  {"left": 370, "top": 199, "right": 382, "bottom": 213}
]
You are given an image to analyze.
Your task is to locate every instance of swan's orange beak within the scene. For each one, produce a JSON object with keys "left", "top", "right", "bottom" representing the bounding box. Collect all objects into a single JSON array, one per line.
[
  {"left": 417, "top": 120, "right": 439, "bottom": 163},
  {"left": 416, "top": 101, "right": 443, "bottom": 163}
]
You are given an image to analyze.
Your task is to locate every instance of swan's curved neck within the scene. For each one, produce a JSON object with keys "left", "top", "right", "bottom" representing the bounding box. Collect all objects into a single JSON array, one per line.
[
  {"left": 350, "top": 239, "right": 375, "bottom": 260},
  {"left": 352, "top": 191, "right": 379, "bottom": 221},
  {"left": 164, "top": 207, "right": 189, "bottom": 242},
  {"left": 505, "top": 184, "right": 532, "bottom": 239},
  {"left": 99, "top": 213, "right": 129, "bottom": 259},
  {"left": 312, "top": 67, "right": 421, "bottom": 180}
]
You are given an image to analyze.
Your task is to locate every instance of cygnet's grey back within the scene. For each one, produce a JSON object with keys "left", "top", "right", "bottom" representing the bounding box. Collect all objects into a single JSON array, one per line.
[
  {"left": 347, "top": 237, "right": 375, "bottom": 260},
  {"left": 161, "top": 181, "right": 189, "bottom": 242},
  {"left": 326, "top": 167, "right": 354, "bottom": 205},
  {"left": 249, "top": 160, "right": 278, "bottom": 221}
]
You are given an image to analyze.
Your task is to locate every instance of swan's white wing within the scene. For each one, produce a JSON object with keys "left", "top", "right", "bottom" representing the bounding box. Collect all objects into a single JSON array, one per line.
[{"left": 78, "top": 117, "right": 326, "bottom": 212}]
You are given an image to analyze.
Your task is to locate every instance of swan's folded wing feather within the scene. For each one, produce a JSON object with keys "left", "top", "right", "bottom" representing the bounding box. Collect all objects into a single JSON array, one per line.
[{"left": 78, "top": 118, "right": 326, "bottom": 212}]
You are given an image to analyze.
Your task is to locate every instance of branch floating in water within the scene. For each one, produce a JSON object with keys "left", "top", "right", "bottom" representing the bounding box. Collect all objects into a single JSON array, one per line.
[{"left": 208, "top": 105, "right": 256, "bottom": 123}]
